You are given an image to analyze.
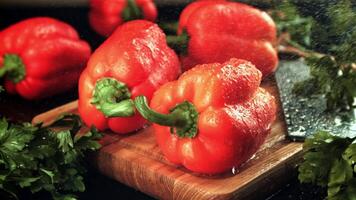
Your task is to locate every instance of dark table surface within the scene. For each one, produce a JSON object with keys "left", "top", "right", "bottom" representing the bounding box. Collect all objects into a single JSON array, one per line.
[{"left": 0, "top": 5, "right": 325, "bottom": 200}]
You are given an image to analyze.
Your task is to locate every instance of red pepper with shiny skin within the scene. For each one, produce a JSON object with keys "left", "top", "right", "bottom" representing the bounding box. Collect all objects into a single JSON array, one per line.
[
  {"left": 89, "top": 0, "right": 158, "bottom": 37},
  {"left": 0, "top": 17, "right": 91, "bottom": 100},
  {"left": 135, "top": 58, "right": 277, "bottom": 174},
  {"left": 78, "top": 20, "right": 180, "bottom": 134},
  {"left": 168, "top": 1, "right": 278, "bottom": 76}
]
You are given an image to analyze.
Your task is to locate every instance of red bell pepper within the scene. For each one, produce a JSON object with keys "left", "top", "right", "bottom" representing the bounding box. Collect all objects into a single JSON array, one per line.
[
  {"left": 135, "top": 58, "right": 277, "bottom": 174},
  {"left": 78, "top": 20, "right": 180, "bottom": 134},
  {"left": 89, "top": 0, "right": 158, "bottom": 37},
  {"left": 168, "top": 1, "right": 278, "bottom": 76},
  {"left": 0, "top": 17, "right": 91, "bottom": 100}
]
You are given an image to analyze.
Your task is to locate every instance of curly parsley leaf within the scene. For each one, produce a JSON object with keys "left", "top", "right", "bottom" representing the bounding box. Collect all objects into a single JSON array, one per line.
[
  {"left": 0, "top": 115, "right": 102, "bottom": 200},
  {"left": 272, "top": 0, "right": 314, "bottom": 48},
  {"left": 274, "top": 0, "right": 356, "bottom": 111},
  {"left": 299, "top": 131, "right": 356, "bottom": 200},
  {"left": 293, "top": 55, "right": 356, "bottom": 110}
]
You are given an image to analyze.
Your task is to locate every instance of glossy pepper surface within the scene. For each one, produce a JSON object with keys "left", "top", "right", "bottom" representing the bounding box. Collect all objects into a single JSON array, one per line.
[
  {"left": 78, "top": 20, "right": 180, "bottom": 134},
  {"left": 169, "top": 1, "right": 278, "bottom": 76},
  {"left": 135, "top": 58, "right": 277, "bottom": 174},
  {"left": 89, "top": 0, "right": 157, "bottom": 37},
  {"left": 0, "top": 17, "right": 91, "bottom": 100}
]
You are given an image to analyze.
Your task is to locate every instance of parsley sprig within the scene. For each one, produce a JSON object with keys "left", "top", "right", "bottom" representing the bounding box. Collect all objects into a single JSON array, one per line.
[
  {"left": 273, "top": 0, "right": 356, "bottom": 110},
  {"left": 272, "top": 1, "right": 314, "bottom": 49},
  {"left": 293, "top": 56, "right": 356, "bottom": 110},
  {"left": 0, "top": 114, "right": 102, "bottom": 200},
  {"left": 272, "top": 1, "right": 356, "bottom": 199},
  {"left": 299, "top": 131, "right": 356, "bottom": 200}
]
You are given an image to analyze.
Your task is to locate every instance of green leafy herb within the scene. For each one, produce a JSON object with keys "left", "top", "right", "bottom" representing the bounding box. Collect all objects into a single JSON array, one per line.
[
  {"left": 0, "top": 114, "right": 102, "bottom": 200},
  {"left": 299, "top": 131, "right": 356, "bottom": 200},
  {"left": 293, "top": 55, "right": 356, "bottom": 110},
  {"left": 273, "top": 0, "right": 356, "bottom": 110},
  {"left": 271, "top": 1, "right": 314, "bottom": 48},
  {"left": 273, "top": 1, "right": 356, "bottom": 199}
]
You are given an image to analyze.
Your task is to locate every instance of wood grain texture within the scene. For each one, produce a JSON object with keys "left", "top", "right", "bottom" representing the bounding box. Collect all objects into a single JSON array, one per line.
[{"left": 32, "top": 81, "right": 303, "bottom": 200}]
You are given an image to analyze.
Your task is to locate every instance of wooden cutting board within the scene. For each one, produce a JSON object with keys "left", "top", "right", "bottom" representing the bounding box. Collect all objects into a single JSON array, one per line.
[{"left": 32, "top": 80, "right": 303, "bottom": 200}]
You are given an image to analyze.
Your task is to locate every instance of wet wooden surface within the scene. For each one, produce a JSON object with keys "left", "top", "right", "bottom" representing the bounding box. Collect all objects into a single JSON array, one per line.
[
  {"left": 32, "top": 81, "right": 303, "bottom": 200},
  {"left": 0, "top": 5, "right": 328, "bottom": 200}
]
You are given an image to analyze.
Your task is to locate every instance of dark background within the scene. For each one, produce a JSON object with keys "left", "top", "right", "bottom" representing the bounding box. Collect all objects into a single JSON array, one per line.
[{"left": 0, "top": 3, "right": 325, "bottom": 200}]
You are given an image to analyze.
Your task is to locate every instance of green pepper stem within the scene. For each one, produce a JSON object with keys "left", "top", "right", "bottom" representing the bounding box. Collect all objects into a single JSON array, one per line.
[
  {"left": 122, "top": 0, "right": 142, "bottom": 21},
  {"left": 91, "top": 78, "right": 135, "bottom": 117},
  {"left": 0, "top": 54, "right": 26, "bottom": 83},
  {"left": 158, "top": 22, "right": 179, "bottom": 35},
  {"left": 166, "top": 30, "right": 189, "bottom": 55},
  {"left": 134, "top": 96, "right": 198, "bottom": 138}
]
